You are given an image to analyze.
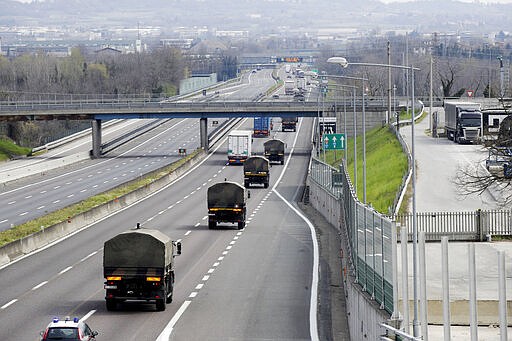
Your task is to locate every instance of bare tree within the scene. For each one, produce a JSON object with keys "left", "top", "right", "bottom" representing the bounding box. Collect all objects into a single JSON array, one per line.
[{"left": 454, "top": 112, "right": 512, "bottom": 207}]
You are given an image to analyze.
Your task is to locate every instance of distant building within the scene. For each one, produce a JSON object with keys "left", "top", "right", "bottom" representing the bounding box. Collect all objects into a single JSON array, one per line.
[
  {"left": 160, "top": 38, "right": 194, "bottom": 50},
  {"left": 95, "top": 46, "right": 122, "bottom": 57}
]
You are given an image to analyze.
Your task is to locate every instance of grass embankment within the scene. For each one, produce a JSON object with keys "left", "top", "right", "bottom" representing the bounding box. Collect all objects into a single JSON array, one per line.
[
  {"left": 323, "top": 126, "right": 408, "bottom": 214},
  {"left": 0, "top": 149, "right": 203, "bottom": 247},
  {"left": 0, "top": 137, "right": 32, "bottom": 162}
]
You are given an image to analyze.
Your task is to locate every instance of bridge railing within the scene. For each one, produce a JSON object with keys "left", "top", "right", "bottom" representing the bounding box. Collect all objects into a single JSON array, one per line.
[{"left": 0, "top": 94, "right": 400, "bottom": 113}]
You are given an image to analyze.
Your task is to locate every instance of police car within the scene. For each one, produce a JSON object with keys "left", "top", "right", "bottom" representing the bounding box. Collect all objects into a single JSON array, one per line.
[{"left": 40, "top": 317, "right": 98, "bottom": 340}]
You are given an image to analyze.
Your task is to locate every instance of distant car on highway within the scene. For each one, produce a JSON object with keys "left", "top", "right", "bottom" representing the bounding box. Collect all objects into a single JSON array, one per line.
[
  {"left": 272, "top": 94, "right": 280, "bottom": 99},
  {"left": 40, "top": 317, "right": 98, "bottom": 341}
]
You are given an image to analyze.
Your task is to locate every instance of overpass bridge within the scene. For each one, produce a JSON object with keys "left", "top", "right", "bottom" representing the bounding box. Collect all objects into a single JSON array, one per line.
[{"left": 0, "top": 98, "right": 390, "bottom": 157}]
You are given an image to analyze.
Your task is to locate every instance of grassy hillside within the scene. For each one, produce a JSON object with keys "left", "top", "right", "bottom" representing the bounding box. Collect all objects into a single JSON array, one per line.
[
  {"left": 323, "top": 126, "right": 408, "bottom": 214},
  {"left": 0, "top": 137, "right": 32, "bottom": 162}
]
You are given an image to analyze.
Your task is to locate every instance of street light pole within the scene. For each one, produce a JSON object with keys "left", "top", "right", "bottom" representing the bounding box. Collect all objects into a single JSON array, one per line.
[
  {"left": 326, "top": 83, "right": 357, "bottom": 163},
  {"left": 321, "top": 70, "right": 368, "bottom": 203},
  {"left": 327, "top": 56, "right": 422, "bottom": 338},
  {"left": 362, "top": 78, "right": 367, "bottom": 203},
  {"left": 410, "top": 65, "right": 420, "bottom": 337}
]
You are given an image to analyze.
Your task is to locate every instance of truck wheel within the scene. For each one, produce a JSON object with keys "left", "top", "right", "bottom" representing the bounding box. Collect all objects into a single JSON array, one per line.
[
  {"left": 264, "top": 182, "right": 269, "bottom": 188},
  {"left": 208, "top": 220, "right": 216, "bottom": 229},
  {"left": 280, "top": 160, "right": 284, "bottom": 165},
  {"left": 106, "top": 299, "right": 117, "bottom": 311},
  {"left": 238, "top": 221, "right": 245, "bottom": 230},
  {"left": 156, "top": 299, "right": 166, "bottom": 311},
  {"left": 244, "top": 181, "right": 249, "bottom": 188}
]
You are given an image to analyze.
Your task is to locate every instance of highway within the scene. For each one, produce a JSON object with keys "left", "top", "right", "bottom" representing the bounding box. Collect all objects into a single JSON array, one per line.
[
  {"left": 0, "top": 67, "right": 325, "bottom": 340},
  {"left": 0, "top": 116, "right": 319, "bottom": 340},
  {"left": 0, "top": 69, "right": 278, "bottom": 231}
]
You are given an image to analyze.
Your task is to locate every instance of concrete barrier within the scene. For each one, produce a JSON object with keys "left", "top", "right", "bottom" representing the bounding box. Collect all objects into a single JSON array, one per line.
[{"left": 0, "top": 150, "right": 206, "bottom": 266}]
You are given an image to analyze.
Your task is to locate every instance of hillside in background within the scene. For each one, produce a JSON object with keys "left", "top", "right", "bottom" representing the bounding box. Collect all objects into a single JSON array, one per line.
[{"left": 0, "top": 0, "right": 510, "bottom": 33}]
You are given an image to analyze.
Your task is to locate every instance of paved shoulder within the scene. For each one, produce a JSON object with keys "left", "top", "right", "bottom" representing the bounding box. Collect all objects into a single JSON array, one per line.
[{"left": 298, "top": 201, "right": 351, "bottom": 341}]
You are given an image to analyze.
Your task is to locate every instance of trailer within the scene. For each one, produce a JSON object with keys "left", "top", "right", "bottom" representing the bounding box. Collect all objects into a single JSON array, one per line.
[
  {"left": 253, "top": 117, "right": 271, "bottom": 137},
  {"left": 264, "top": 139, "right": 285, "bottom": 165},
  {"left": 227, "top": 130, "right": 252, "bottom": 164},
  {"left": 207, "top": 181, "right": 247, "bottom": 229},
  {"left": 103, "top": 225, "right": 181, "bottom": 311},
  {"left": 244, "top": 156, "right": 270, "bottom": 188},
  {"left": 444, "top": 101, "right": 482, "bottom": 144}
]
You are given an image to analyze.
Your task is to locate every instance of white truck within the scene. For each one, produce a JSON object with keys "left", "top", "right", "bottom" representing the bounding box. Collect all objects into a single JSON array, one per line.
[
  {"left": 227, "top": 130, "right": 252, "bottom": 164},
  {"left": 444, "top": 101, "right": 483, "bottom": 144},
  {"left": 284, "top": 80, "right": 295, "bottom": 95}
]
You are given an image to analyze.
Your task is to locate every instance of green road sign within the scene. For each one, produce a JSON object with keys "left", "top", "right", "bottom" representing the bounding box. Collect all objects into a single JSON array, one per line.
[{"left": 323, "top": 133, "right": 345, "bottom": 150}]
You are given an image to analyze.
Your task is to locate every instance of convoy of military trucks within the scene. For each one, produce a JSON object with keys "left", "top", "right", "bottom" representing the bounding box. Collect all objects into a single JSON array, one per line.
[{"left": 103, "top": 116, "right": 290, "bottom": 311}]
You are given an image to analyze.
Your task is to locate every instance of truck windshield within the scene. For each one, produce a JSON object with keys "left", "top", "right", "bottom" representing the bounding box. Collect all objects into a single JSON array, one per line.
[{"left": 460, "top": 113, "right": 481, "bottom": 127}]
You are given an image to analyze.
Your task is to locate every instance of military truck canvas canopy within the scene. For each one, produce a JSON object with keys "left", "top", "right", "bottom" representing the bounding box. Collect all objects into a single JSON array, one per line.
[
  {"left": 207, "top": 181, "right": 246, "bottom": 208},
  {"left": 103, "top": 228, "right": 173, "bottom": 269},
  {"left": 264, "top": 139, "right": 285, "bottom": 153},
  {"left": 244, "top": 156, "right": 269, "bottom": 172}
]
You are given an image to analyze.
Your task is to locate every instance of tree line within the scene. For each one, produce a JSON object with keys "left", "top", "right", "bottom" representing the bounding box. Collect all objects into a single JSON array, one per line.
[{"left": 0, "top": 47, "right": 237, "bottom": 147}]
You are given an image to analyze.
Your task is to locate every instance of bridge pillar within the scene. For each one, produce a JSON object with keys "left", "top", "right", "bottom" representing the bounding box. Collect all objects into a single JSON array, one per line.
[
  {"left": 200, "top": 117, "right": 208, "bottom": 151},
  {"left": 91, "top": 119, "right": 102, "bottom": 159}
]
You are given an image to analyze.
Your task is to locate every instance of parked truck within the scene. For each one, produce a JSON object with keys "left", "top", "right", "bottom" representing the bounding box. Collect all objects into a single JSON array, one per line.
[
  {"left": 227, "top": 130, "right": 252, "bottom": 164},
  {"left": 103, "top": 225, "right": 182, "bottom": 311},
  {"left": 264, "top": 139, "right": 285, "bottom": 165},
  {"left": 207, "top": 181, "right": 247, "bottom": 229},
  {"left": 244, "top": 156, "right": 270, "bottom": 188},
  {"left": 281, "top": 117, "right": 298, "bottom": 132},
  {"left": 253, "top": 117, "right": 271, "bottom": 137},
  {"left": 444, "top": 101, "right": 482, "bottom": 144}
]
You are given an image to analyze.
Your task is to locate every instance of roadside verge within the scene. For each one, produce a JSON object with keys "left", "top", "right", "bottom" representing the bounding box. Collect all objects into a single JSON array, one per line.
[{"left": 0, "top": 149, "right": 206, "bottom": 266}]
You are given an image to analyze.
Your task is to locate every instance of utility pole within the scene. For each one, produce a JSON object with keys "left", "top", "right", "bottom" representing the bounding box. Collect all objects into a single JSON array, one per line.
[{"left": 387, "top": 41, "right": 392, "bottom": 125}]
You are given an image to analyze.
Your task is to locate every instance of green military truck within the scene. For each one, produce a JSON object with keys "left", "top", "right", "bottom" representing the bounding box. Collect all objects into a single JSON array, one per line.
[
  {"left": 244, "top": 156, "right": 270, "bottom": 188},
  {"left": 264, "top": 139, "right": 285, "bottom": 165},
  {"left": 207, "top": 181, "right": 247, "bottom": 229},
  {"left": 103, "top": 225, "right": 181, "bottom": 311}
]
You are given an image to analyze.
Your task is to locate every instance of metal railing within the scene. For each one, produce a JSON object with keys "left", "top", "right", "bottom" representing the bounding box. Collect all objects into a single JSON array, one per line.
[
  {"left": 395, "top": 209, "right": 512, "bottom": 242},
  {"left": 310, "top": 157, "right": 395, "bottom": 314}
]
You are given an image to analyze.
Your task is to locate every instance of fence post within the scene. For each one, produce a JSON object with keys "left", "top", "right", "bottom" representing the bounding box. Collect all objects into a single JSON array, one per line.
[{"left": 476, "top": 209, "right": 483, "bottom": 241}]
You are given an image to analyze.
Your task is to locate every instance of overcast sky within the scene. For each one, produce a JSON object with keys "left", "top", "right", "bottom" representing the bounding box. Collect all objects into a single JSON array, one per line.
[
  {"left": 380, "top": 0, "right": 512, "bottom": 3},
  {"left": 11, "top": 0, "right": 512, "bottom": 3},
  {"left": 11, "top": 0, "right": 512, "bottom": 2}
]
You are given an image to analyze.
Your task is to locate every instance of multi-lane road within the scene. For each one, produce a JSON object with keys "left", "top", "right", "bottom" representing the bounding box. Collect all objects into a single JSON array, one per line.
[
  {"left": 0, "top": 116, "right": 320, "bottom": 340},
  {"left": 0, "top": 68, "right": 278, "bottom": 231},
  {"left": 0, "top": 68, "right": 325, "bottom": 340}
]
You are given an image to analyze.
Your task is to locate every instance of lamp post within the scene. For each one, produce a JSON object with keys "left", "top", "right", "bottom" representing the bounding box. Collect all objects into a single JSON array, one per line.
[
  {"left": 328, "top": 56, "right": 422, "bottom": 338},
  {"left": 326, "top": 83, "right": 358, "bottom": 163},
  {"left": 322, "top": 68, "right": 368, "bottom": 203}
]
